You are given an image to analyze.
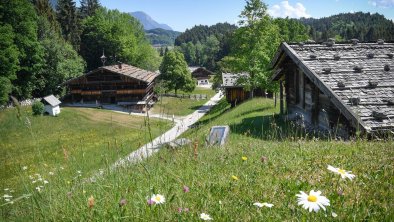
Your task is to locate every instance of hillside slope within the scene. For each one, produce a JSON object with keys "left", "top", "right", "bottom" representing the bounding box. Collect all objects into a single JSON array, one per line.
[
  {"left": 299, "top": 12, "right": 394, "bottom": 42},
  {"left": 145, "top": 28, "right": 181, "bottom": 46},
  {"left": 4, "top": 98, "right": 393, "bottom": 221}
]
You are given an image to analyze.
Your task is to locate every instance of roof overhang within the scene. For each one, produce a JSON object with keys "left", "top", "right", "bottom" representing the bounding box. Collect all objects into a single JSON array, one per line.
[
  {"left": 63, "top": 66, "right": 160, "bottom": 86},
  {"left": 270, "top": 42, "right": 369, "bottom": 132}
]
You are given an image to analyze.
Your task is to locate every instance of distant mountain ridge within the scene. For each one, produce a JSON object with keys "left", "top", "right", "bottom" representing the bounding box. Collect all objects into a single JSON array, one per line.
[{"left": 130, "top": 11, "right": 173, "bottom": 31}]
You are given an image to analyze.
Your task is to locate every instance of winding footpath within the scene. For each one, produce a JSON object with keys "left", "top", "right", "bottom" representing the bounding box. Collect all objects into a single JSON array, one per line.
[{"left": 89, "top": 92, "right": 223, "bottom": 181}]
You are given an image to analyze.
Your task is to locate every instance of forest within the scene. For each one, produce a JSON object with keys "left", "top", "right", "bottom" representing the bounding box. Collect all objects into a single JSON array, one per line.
[
  {"left": 0, "top": 0, "right": 159, "bottom": 105},
  {"left": 1, "top": 0, "right": 394, "bottom": 106},
  {"left": 300, "top": 12, "right": 394, "bottom": 42}
]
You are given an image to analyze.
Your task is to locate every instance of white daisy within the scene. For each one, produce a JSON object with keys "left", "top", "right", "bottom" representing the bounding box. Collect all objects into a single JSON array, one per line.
[
  {"left": 150, "top": 194, "right": 165, "bottom": 204},
  {"left": 49, "top": 172, "right": 54, "bottom": 175},
  {"left": 253, "top": 202, "right": 274, "bottom": 208},
  {"left": 200, "top": 213, "right": 212, "bottom": 221},
  {"left": 35, "top": 186, "right": 42, "bottom": 192},
  {"left": 43, "top": 180, "right": 49, "bottom": 184},
  {"left": 327, "top": 165, "right": 355, "bottom": 180},
  {"left": 296, "top": 190, "right": 330, "bottom": 212},
  {"left": 22, "top": 166, "right": 28, "bottom": 170},
  {"left": 332, "top": 212, "right": 338, "bottom": 217},
  {"left": 3, "top": 194, "right": 12, "bottom": 199}
]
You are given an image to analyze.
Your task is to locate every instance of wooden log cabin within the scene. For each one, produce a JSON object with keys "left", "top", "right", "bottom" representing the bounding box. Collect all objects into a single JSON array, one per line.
[
  {"left": 222, "top": 73, "right": 269, "bottom": 107},
  {"left": 222, "top": 73, "right": 250, "bottom": 107},
  {"left": 271, "top": 40, "right": 394, "bottom": 136},
  {"left": 64, "top": 63, "right": 159, "bottom": 112}
]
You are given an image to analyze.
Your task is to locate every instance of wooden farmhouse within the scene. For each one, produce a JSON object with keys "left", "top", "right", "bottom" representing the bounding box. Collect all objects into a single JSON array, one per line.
[
  {"left": 189, "top": 67, "right": 214, "bottom": 86},
  {"left": 64, "top": 63, "right": 159, "bottom": 112},
  {"left": 271, "top": 40, "right": 394, "bottom": 135},
  {"left": 42, "top": 95, "right": 61, "bottom": 116}
]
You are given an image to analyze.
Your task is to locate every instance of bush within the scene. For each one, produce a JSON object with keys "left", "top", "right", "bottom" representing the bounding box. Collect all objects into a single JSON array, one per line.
[{"left": 32, "top": 101, "right": 44, "bottom": 115}]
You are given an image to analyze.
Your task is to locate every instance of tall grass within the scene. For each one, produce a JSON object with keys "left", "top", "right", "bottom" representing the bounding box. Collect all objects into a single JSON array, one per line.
[{"left": 1, "top": 98, "right": 393, "bottom": 221}]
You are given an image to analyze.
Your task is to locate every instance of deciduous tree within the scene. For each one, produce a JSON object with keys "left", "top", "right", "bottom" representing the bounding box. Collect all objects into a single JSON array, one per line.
[
  {"left": 159, "top": 50, "right": 195, "bottom": 95},
  {"left": 0, "top": 25, "right": 19, "bottom": 105},
  {"left": 0, "top": 0, "right": 45, "bottom": 99},
  {"left": 221, "top": 0, "right": 280, "bottom": 97},
  {"left": 80, "top": 8, "right": 160, "bottom": 71}
]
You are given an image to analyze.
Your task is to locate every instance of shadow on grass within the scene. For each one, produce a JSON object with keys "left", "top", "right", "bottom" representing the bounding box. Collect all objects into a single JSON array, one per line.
[
  {"left": 229, "top": 114, "right": 309, "bottom": 140},
  {"left": 190, "top": 99, "right": 230, "bottom": 128},
  {"left": 234, "top": 107, "right": 271, "bottom": 117}
]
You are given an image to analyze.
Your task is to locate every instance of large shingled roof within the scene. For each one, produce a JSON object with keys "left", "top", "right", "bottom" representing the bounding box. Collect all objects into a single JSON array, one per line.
[
  {"left": 272, "top": 41, "right": 394, "bottom": 132},
  {"left": 65, "top": 63, "right": 159, "bottom": 85},
  {"left": 102, "top": 64, "right": 159, "bottom": 83}
]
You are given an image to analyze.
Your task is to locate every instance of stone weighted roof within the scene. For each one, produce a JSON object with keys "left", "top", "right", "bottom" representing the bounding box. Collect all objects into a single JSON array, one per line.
[
  {"left": 65, "top": 63, "right": 159, "bottom": 85},
  {"left": 272, "top": 41, "right": 394, "bottom": 132},
  {"left": 222, "top": 73, "right": 249, "bottom": 88},
  {"left": 102, "top": 64, "right": 159, "bottom": 84}
]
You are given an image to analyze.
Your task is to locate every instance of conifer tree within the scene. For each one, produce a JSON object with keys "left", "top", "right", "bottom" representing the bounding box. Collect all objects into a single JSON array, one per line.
[
  {"left": 79, "top": 0, "right": 100, "bottom": 18},
  {"left": 56, "top": 0, "right": 81, "bottom": 50},
  {"left": 33, "top": 0, "right": 60, "bottom": 34}
]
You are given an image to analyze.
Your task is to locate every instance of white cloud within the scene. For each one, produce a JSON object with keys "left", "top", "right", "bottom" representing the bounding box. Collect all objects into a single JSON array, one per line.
[
  {"left": 368, "top": 0, "right": 394, "bottom": 8},
  {"left": 268, "top": 1, "right": 311, "bottom": 18}
]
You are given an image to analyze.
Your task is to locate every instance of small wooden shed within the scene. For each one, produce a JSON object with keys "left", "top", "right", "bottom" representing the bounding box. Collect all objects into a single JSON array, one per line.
[
  {"left": 222, "top": 73, "right": 250, "bottom": 107},
  {"left": 271, "top": 40, "right": 394, "bottom": 135},
  {"left": 42, "top": 95, "right": 61, "bottom": 116}
]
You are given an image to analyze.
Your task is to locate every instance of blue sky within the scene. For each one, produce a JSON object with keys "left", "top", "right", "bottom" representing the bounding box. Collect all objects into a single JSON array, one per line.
[{"left": 99, "top": 0, "right": 394, "bottom": 31}]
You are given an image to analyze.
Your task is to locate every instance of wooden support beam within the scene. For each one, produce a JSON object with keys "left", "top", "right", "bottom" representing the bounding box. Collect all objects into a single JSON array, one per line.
[
  {"left": 280, "top": 80, "right": 284, "bottom": 115},
  {"left": 312, "top": 85, "right": 320, "bottom": 125}
]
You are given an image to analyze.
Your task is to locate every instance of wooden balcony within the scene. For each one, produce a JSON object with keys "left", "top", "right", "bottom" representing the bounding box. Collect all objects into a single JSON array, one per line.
[
  {"left": 116, "top": 89, "right": 146, "bottom": 94},
  {"left": 80, "top": 90, "right": 101, "bottom": 95}
]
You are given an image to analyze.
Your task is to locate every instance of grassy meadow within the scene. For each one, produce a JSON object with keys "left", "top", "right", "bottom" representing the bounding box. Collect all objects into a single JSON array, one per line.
[
  {"left": 151, "top": 86, "right": 217, "bottom": 116},
  {"left": 0, "top": 107, "right": 171, "bottom": 198},
  {"left": 1, "top": 99, "right": 393, "bottom": 221}
]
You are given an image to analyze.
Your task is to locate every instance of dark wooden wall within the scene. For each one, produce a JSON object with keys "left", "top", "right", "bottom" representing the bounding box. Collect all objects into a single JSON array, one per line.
[
  {"left": 66, "top": 70, "right": 154, "bottom": 106},
  {"left": 282, "top": 64, "right": 352, "bottom": 134},
  {"left": 225, "top": 88, "right": 249, "bottom": 107}
]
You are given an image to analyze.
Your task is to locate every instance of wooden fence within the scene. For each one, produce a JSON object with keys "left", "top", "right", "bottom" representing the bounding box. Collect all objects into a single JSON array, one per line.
[{"left": 161, "top": 93, "right": 207, "bottom": 100}]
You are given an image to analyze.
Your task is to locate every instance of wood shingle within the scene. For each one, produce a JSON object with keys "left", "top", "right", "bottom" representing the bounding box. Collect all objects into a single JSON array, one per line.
[{"left": 272, "top": 42, "right": 394, "bottom": 133}]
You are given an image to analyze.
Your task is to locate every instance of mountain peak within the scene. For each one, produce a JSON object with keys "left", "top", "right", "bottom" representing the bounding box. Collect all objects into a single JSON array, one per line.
[{"left": 130, "top": 11, "right": 173, "bottom": 31}]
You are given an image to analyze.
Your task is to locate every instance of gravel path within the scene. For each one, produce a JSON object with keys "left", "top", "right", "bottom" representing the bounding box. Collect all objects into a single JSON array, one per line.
[
  {"left": 88, "top": 91, "right": 223, "bottom": 181},
  {"left": 113, "top": 92, "right": 223, "bottom": 166}
]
